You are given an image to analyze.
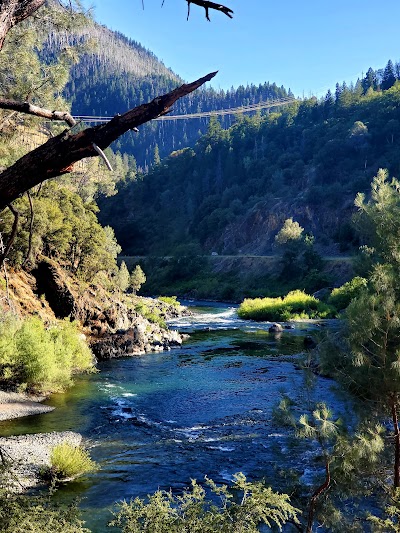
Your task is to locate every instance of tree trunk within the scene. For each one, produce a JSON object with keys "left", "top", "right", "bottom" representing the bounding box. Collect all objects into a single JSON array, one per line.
[
  {"left": 391, "top": 398, "right": 400, "bottom": 487},
  {"left": 306, "top": 460, "right": 331, "bottom": 533},
  {"left": 0, "top": 72, "right": 216, "bottom": 212}
]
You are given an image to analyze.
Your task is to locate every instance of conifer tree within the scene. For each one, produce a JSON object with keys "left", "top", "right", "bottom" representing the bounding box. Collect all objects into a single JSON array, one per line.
[
  {"left": 130, "top": 264, "right": 146, "bottom": 294},
  {"left": 382, "top": 60, "right": 397, "bottom": 91}
]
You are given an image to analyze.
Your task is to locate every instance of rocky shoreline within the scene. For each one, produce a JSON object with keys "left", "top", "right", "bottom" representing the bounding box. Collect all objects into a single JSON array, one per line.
[{"left": 0, "top": 431, "right": 83, "bottom": 491}]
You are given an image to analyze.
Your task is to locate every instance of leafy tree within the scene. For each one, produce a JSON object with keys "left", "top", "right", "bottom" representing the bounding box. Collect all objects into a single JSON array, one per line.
[
  {"left": 130, "top": 264, "right": 146, "bottom": 294},
  {"left": 362, "top": 67, "right": 378, "bottom": 93},
  {"left": 0, "top": 0, "right": 234, "bottom": 209}
]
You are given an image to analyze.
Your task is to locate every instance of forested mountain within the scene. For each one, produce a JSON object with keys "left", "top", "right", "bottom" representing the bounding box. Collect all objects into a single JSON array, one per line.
[
  {"left": 98, "top": 65, "right": 400, "bottom": 257},
  {"left": 61, "top": 24, "right": 290, "bottom": 169}
]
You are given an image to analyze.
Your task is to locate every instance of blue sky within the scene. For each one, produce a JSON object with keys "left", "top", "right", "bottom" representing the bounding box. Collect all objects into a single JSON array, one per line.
[{"left": 86, "top": 0, "right": 400, "bottom": 97}]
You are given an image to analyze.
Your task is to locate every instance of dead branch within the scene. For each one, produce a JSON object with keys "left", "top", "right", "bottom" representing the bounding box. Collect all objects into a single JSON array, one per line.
[
  {"left": 186, "top": 0, "right": 233, "bottom": 21},
  {"left": 0, "top": 204, "right": 19, "bottom": 266},
  {"left": 0, "top": 71, "right": 217, "bottom": 211},
  {"left": 0, "top": 99, "right": 76, "bottom": 127},
  {"left": 23, "top": 190, "right": 34, "bottom": 267}
]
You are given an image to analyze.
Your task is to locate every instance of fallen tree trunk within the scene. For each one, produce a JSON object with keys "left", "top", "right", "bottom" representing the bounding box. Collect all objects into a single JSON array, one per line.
[{"left": 0, "top": 71, "right": 217, "bottom": 211}]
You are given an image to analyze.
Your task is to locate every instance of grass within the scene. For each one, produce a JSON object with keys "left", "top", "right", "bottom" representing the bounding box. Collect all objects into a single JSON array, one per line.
[
  {"left": 238, "top": 290, "right": 336, "bottom": 321},
  {"left": 49, "top": 442, "right": 96, "bottom": 481}
]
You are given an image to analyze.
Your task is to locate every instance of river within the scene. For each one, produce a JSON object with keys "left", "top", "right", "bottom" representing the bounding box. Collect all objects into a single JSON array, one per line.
[{"left": 0, "top": 302, "right": 352, "bottom": 531}]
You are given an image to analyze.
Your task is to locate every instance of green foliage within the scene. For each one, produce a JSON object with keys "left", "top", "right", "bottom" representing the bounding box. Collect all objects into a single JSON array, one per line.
[
  {"left": 0, "top": 2, "right": 88, "bottom": 168},
  {"left": 275, "top": 218, "right": 304, "bottom": 245},
  {"left": 354, "top": 169, "right": 400, "bottom": 267},
  {"left": 328, "top": 276, "right": 368, "bottom": 311},
  {"left": 109, "top": 473, "right": 300, "bottom": 533},
  {"left": 0, "top": 183, "right": 120, "bottom": 281},
  {"left": 116, "top": 261, "right": 130, "bottom": 292},
  {"left": 368, "top": 488, "right": 400, "bottom": 531},
  {"left": 49, "top": 442, "right": 96, "bottom": 480},
  {"left": 0, "top": 315, "right": 94, "bottom": 393},
  {"left": 134, "top": 303, "right": 166, "bottom": 329},
  {"left": 130, "top": 265, "right": 146, "bottom": 294},
  {"left": 238, "top": 290, "right": 336, "bottom": 321},
  {"left": 0, "top": 489, "right": 90, "bottom": 533},
  {"left": 274, "top": 394, "right": 386, "bottom": 531},
  {"left": 158, "top": 296, "right": 180, "bottom": 308}
]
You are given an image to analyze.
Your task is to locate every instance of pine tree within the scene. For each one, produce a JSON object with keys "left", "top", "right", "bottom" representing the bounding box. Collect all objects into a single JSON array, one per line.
[
  {"left": 362, "top": 67, "right": 378, "bottom": 94},
  {"left": 382, "top": 60, "right": 397, "bottom": 91},
  {"left": 116, "top": 261, "right": 130, "bottom": 292},
  {"left": 130, "top": 264, "right": 146, "bottom": 294}
]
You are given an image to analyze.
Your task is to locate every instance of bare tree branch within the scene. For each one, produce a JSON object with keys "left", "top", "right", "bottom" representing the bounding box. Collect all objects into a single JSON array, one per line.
[
  {"left": 0, "top": 203, "right": 19, "bottom": 266},
  {"left": 0, "top": 98, "right": 76, "bottom": 126},
  {"left": 0, "top": 71, "right": 218, "bottom": 211},
  {"left": 187, "top": 0, "right": 233, "bottom": 21}
]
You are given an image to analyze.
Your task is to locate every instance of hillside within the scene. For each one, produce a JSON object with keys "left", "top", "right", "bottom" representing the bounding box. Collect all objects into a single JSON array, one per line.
[
  {"left": 98, "top": 68, "right": 400, "bottom": 261},
  {"left": 62, "top": 24, "right": 291, "bottom": 169}
]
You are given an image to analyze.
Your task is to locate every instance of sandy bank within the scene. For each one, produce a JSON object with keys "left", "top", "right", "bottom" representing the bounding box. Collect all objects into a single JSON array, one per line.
[{"left": 0, "top": 391, "right": 54, "bottom": 421}]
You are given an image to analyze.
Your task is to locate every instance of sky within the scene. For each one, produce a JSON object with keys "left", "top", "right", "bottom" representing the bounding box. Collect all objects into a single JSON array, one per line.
[{"left": 85, "top": 0, "right": 400, "bottom": 98}]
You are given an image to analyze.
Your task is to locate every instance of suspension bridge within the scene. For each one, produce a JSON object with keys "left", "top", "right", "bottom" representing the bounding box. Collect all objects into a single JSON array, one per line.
[{"left": 72, "top": 96, "right": 297, "bottom": 124}]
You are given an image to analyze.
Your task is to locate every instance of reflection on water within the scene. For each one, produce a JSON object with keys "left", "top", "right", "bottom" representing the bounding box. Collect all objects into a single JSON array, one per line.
[{"left": 0, "top": 302, "right": 350, "bottom": 532}]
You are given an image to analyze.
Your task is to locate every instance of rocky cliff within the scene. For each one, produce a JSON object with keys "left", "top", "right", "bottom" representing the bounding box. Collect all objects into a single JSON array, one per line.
[{"left": 0, "top": 258, "right": 188, "bottom": 359}]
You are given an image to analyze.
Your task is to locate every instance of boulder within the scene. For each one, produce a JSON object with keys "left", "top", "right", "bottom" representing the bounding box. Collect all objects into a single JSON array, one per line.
[{"left": 269, "top": 323, "right": 283, "bottom": 333}]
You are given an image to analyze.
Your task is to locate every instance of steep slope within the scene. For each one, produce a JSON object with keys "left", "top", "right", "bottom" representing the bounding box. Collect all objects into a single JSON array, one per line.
[
  {"left": 62, "top": 24, "right": 290, "bottom": 169},
  {"left": 98, "top": 77, "right": 400, "bottom": 257}
]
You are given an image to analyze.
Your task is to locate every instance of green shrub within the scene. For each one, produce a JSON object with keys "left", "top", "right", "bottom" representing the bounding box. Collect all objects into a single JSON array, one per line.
[
  {"left": 238, "top": 290, "right": 336, "bottom": 321},
  {"left": 0, "top": 315, "right": 95, "bottom": 393},
  {"left": 158, "top": 296, "right": 180, "bottom": 308},
  {"left": 50, "top": 442, "right": 96, "bottom": 480},
  {"left": 328, "top": 276, "right": 368, "bottom": 311},
  {"left": 134, "top": 304, "right": 166, "bottom": 328},
  {"left": 109, "top": 473, "right": 299, "bottom": 533},
  {"left": 0, "top": 488, "right": 90, "bottom": 533}
]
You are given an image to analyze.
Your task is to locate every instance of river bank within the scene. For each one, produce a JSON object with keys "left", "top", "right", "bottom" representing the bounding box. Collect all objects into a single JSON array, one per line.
[
  {"left": 0, "top": 391, "right": 54, "bottom": 421},
  {"left": 0, "top": 431, "right": 82, "bottom": 491}
]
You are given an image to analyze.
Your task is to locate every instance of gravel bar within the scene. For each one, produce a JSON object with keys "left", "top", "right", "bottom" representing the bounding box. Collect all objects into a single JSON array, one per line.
[
  {"left": 0, "top": 391, "right": 54, "bottom": 421},
  {"left": 0, "top": 431, "right": 82, "bottom": 491}
]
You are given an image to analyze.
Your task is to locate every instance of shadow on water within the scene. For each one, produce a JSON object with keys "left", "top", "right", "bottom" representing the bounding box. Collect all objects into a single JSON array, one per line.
[{"left": 0, "top": 302, "right": 351, "bottom": 532}]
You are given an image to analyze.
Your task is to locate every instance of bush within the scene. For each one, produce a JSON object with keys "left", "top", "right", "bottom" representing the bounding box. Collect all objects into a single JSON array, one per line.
[
  {"left": 158, "top": 296, "right": 180, "bottom": 308},
  {"left": 238, "top": 290, "right": 336, "bottom": 321},
  {"left": 0, "top": 489, "right": 90, "bottom": 533},
  {"left": 109, "top": 473, "right": 299, "bottom": 533},
  {"left": 134, "top": 303, "right": 166, "bottom": 328},
  {"left": 50, "top": 442, "right": 96, "bottom": 480},
  {"left": 0, "top": 315, "right": 95, "bottom": 393},
  {"left": 328, "top": 276, "right": 368, "bottom": 311}
]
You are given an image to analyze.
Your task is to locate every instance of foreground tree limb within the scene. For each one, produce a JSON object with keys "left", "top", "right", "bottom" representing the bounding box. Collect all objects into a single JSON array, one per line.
[
  {"left": 0, "top": 99, "right": 76, "bottom": 126},
  {"left": 0, "top": 71, "right": 217, "bottom": 211}
]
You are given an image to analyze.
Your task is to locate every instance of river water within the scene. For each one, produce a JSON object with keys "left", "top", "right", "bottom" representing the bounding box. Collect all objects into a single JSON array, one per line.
[{"left": 0, "top": 302, "right": 352, "bottom": 531}]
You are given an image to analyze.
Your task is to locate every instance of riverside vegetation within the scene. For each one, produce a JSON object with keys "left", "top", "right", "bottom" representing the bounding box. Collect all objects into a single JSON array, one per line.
[{"left": 2, "top": 1, "right": 400, "bottom": 532}]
